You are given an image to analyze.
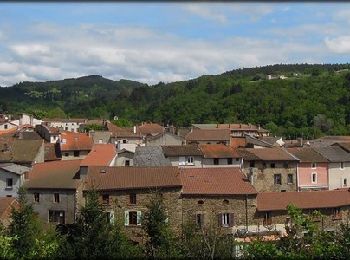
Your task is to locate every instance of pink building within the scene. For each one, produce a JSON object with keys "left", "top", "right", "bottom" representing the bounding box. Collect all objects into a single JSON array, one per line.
[{"left": 287, "top": 148, "right": 328, "bottom": 191}]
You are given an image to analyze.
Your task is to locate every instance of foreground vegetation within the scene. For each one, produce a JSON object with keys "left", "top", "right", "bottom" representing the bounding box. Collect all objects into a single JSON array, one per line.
[{"left": 2, "top": 188, "right": 350, "bottom": 259}]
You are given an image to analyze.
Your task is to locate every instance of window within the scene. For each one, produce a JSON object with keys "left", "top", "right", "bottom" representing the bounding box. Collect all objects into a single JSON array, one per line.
[
  {"left": 73, "top": 151, "right": 80, "bottom": 157},
  {"left": 64, "top": 153, "right": 69, "bottom": 157},
  {"left": 105, "top": 211, "right": 115, "bottom": 224},
  {"left": 219, "top": 213, "right": 233, "bottom": 227},
  {"left": 340, "top": 162, "right": 344, "bottom": 170},
  {"left": 123, "top": 139, "right": 127, "bottom": 144},
  {"left": 6, "top": 195, "right": 12, "bottom": 197},
  {"left": 287, "top": 174, "right": 293, "bottom": 184},
  {"left": 249, "top": 161, "right": 255, "bottom": 167},
  {"left": 65, "top": 127, "right": 68, "bottom": 131},
  {"left": 186, "top": 156, "right": 194, "bottom": 165},
  {"left": 274, "top": 174, "right": 282, "bottom": 185},
  {"left": 125, "top": 211, "right": 141, "bottom": 226},
  {"left": 54, "top": 193, "right": 60, "bottom": 203},
  {"left": 344, "top": 178, "right": 348, "bottom": 187},
  {"left": 263, "top": 212, "right": 272, "bottom": 226},
  {"left": 125, "top": 160, "right": 130, "bottom": 166},
  {"left": 227, "top": 158, "right": 233, "bottom": 165},
  {"left": 198, "top": 200, "right": 204, "bottom": 205},
  {"left": 130, "top": 193, "right": 136, "bottom": 204},
  {"left": 223, "top": 199, "right": 229, "bottom": 205},
  {"left": 98, "top": 139, "right": 103, "bottom": 144},
  {"left": 6, "top": 178, "right": 13, "bottom": 189},
  {"left": 214, "top": 158, "right": 219, "bottom": 165},
  {"left": 4, "top": 124, "right": 7, "bottom": 129},
  {"left": 333, "top": 208, "right": 342, "bottom": 220},
  {"left": 270, "top": 163, "right": 275, "bottom": 168},
  {"left": 49, "top": 210, "right": 65, "bottom": 224},
  {"left": 34, "top": 193, "right": 40, "bottom": 203},
  {"left": 311, "top": 172, "right": 317, "bottom": 184},
  {"left": 311, "top": 162, "right": 317, "bottom": 169},
  {"left": 196, "top": 213, "right": 204, "bottom": 228},
  {"left": 102, "top": 194, "right": 110, "bottom": 205}
]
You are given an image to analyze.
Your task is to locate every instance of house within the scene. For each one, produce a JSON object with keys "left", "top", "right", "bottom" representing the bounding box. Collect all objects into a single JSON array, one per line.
[
  {"left": 0, "top": 197, "right": 18, "bottom": 227},
  {"left": 89, "top": 131, "right": 112, "bottom": 144},
  {"left": 42, "top": 118, "right": 87, "bottom": 133},
  {"left": 238, "top": 148, "right": 299, "bottom": 192},
  {"left": 308, "top": 136, "right": 350, "bottom": 148},
  {"left": 23, "top": 160, "right": 82, "bottom": 225},
  {"left": 10, "top": 113, "right": 42, "bottom": 127},
  {"left": 191, "top": 123, "right": 269, "bottom": 137},
  {"left": 0, "top": 139, "right": 45, "bottom": 166},
  {"left": 35, "top": 124, "right": 60, "bottom": 144},
  {"left": 133, "top": 146, "right": 171, "bottom": 167},
  {"left": 136, "top": 122, "right": 164, "bottom": 137},
  {"left": 256, "top": 190, "right": 350, "bottom": 230},
  {"left": 80, "top": 144, "right": 117, "bottom": 168},
  {"left": 115, "top": 149, "right": 134, "bottom": 167},
  {"left": 313, "top": 146, "right": 350, "bottom": 190},
  {"left": 82, "top": 166, "right": 183, "bottom": 242},
  {"left": 199, "top": 144, "right": 242, "bottom": 167},
  {"left": 162, "top": 145, "right": 202, "bottom": 167},
  {"left": 44, "top": 143, "right": 62, "bottom": 162},
  {"left": 185, "top": 129, "right": 231, "bottom": 145},
  {"left": 60, "top": 132, "right": 93, "bottom": 160},
  {"left": 0, "top": 118, "right": 17, "bottom": 131},
  {"left": 180, "top": 167, "right": 257, "bottom": 232},
  {"left": 145, "top": 132, "right": 183, "bottom": 146},
  {"left": 287, "top": 147, "right": 328, "bottom": 191},
  {"left": 0, "top": 163, "right": 30, "bottom": 197},
  {"left": 108, "top": 123, "right": 143, "bottom": 153}
]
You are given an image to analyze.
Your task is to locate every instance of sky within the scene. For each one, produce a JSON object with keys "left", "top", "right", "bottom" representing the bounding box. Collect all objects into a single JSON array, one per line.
[{"left": 0, "top": 3, "right": 350, "bottom": 86}]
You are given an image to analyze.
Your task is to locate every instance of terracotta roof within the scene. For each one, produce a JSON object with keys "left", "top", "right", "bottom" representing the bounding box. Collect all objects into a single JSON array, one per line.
[
  {"left": 0, "top": 127, "right": 17, "bottom": 136},
  {"left": 60, "top": 132, "right": 93, "bottom": 151},
  {"left": 80, "top": 144, "right": 116, "bottom": 167},
  {"left": 48, "top": 127, "right": 60, "bottom": 134},
  {"left": 0, "top": 139, "right": 43, "bottom": 163},
  {"left": 162, "top": 145, "right": 202, "bottom": 157},
  {"left": 24, "top": 160, "right": 82, "bottom": 190},
  {"left": 107, "top": 123, "right": 141, "bottom": 138},
  {"left": 199, "top": 144, "right": 240, "bottom": 158},
  {"left": 180, "top": 168, "right": 257, "bottom": 195},
  {"left": 287, "top": 147, "right": 328, "bottom": 163},
  {"left": 136, "top": 123, "right": 164, "bottom": 136},
  {"left": 0, "top": 197, "right": 18, "bottom": 220},
  {"left": 44, "top": 143, "right": 61, "bottom": 162},
  {"left": 314, "top": 146, "right": 350, "bottom": 162},
  {"left": 257, "top": 190, "right": 350, "bottom": 211},
  {"left": 237, "top": 148, "right": 298, "bottom": 161},
  {"left": 185, "top": 129, "right": 231, "bottom": 141},
  {"left": 84, "top": 166, "right": 181, "bottom": 191}
]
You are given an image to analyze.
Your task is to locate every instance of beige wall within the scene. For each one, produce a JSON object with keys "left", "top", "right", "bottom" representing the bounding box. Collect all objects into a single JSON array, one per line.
[
  {"left": 202, "top": 158, "right": 242, "bottom": 167},
  {"left": 61, "top": 150, "right": 89, "bottom": 160},
  {"left": 328, "top": 162, "right": 350, "bottom": 190}
]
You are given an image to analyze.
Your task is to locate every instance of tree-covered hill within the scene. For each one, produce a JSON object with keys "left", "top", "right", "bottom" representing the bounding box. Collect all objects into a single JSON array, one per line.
[{"left": 1, "top": 63, "right": 350, "bottom": 139}]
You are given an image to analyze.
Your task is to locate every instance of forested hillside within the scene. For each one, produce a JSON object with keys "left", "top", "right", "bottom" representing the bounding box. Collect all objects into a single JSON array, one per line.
[{"left": 1, "top": 64, "right": 350, "bottom": 139}]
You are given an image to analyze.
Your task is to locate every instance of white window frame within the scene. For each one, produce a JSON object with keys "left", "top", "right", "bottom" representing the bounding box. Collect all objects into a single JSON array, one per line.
[
  {"left": 311, "top": 172, "right": 317, "bottom": 184},
  {"left": 222, "top": 213, "right": 230, "bottom": 227},
  {"left": 343, "top": 178, "right": 348, "bottom": 187},
  {"left": 311, "top": 162, "right": 317, "bottom": 169},
  {"left": 186, "top": 156, "right": 194, "bottom": 166},
  {"left": 179, "top": 156, "right": 186, "bottom": 166},
  {"left": 124, "top": 210, "right": 142, "bottom": 226},
  {"left": 6, "top": 178, "right": 13, "bottom": 189}
]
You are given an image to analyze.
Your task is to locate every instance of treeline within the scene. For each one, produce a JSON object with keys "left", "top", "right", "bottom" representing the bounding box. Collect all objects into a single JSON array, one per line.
[
  {"left": 2, "top": 64, "right": 350, "bottom": 138},
  {"left": 3, "top": 188, "right": 350, "bottom": 259}
]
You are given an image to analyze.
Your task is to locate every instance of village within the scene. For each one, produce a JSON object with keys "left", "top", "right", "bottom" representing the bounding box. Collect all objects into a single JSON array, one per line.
[{"left": 1, "top": 112, "right": 350, "bottom": 251}]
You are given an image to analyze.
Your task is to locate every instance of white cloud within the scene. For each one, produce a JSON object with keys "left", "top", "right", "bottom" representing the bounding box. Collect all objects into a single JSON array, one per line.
[
  {"left": 182, "top": 4, "right": 228, "bottom": 24},
  {"left": 325, "top": 36, "right": 350, "bottom": 53}
]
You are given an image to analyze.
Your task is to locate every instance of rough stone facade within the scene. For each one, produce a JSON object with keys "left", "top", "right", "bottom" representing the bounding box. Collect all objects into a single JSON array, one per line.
[{"left": 242, "top": 161, "right": 298, "bottom": 192}]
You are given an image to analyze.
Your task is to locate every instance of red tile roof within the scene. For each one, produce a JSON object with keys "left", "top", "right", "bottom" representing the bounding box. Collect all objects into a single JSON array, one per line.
[
  {"left": 199, "top": 144, "right": 240, "bottom": 158},
  {"left": 257, "top": 190, "right": 350, "bottom": 211},
  {"left": 60, "top": 131, "right": 93, "bottom": 151},
  {"left": 106, "top": 123, "right": 141, "bottom": 138},
  {"left": 136, "top": 123, "right": 164, "bottom": 136},
  {"left": 80, "top": 144, "right": 116, "bottom": 167},
  {"left": 24, "top": 160, "right": 82, "bottom": 189},
  {"left": 180, "top": 168, "right": 256, "bottom": 195},
  {"left": 238, "top": 148, "right": 298, "bottom": 161},
  {"left": 44, "top": 143, "right": 61, "bottom": 161},
  {"left": 185, "top": 129, "right": 231, "bottom": 141},
  {"left": 84, "top": 166, "right": 181, "bottom": 191}
]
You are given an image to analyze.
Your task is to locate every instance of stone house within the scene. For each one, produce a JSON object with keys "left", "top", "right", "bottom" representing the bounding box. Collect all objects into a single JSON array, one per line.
[
  {"left": 162, "top": 145, "right": 203, "bottom": 167},
  {"left": 23, "top": 159, "right": 82, "bottom": 225},
  {"left": 238, "top": 148, "right": 299, "bottom": 192},
  {"left": 199, "top": 144, "right": 242, "bottom": 167},
  {"left": 115, "top": 149, "right": 134, "bottom": 167},
  {"left": 60, "top": 131, "right": 93, "bottom": 160},
  {"left": 287, "top": 147, "right": 329, "bottom": 191},
  {"left": 314, "top": 146, "right": 350, "bottom": 190},
  {"left": 256, "top": 190, "right": 350, "bottom": 231},
  {"left": 81, "top": 166, "right": 183, "bottom": 243},
  {"left": 0, "top": 163, "right": 30, "bottom": 197}
]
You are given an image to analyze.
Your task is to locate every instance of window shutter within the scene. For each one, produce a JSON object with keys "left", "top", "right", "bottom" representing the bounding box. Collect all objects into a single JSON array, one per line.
[
  {"left": 124, "top": 211, "right": 129, "bottom": 226},
  {"left": 110, "top": 211, "right": 115, "bottom": 224},
  {"left": 218, "top": 214, "right": 222, "bottom": 227},
  {"left": 229, "top": 213, "right": 234, "bottom": 227},
  {"left": 179, "top": 156, "right": 186, "bottom": 166},
  {"left": 137, "top": 211, "right": 142, "bottom": 226},
  {"left": 200, "top": 214, "right": 204, "bottom": 227}
]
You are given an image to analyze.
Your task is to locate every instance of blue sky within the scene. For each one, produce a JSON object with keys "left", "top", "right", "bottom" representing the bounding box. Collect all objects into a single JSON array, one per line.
[{"left": 0, "top": 3, "right": 349, "bottom": 86}]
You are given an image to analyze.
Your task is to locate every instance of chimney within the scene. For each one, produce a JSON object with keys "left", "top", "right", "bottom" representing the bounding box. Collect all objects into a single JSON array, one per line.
[
  {"left": 133, "top": 126, "right": 137, "bottom": 134},
  {"left": 216, "top": 123, "right": 218, "bottom": 128}
]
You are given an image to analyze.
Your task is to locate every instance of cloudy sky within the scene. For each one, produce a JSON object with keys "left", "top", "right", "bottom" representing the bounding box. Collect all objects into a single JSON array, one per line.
[{"left": 0, "top": 3, "right": 349, "bottom": 86}]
